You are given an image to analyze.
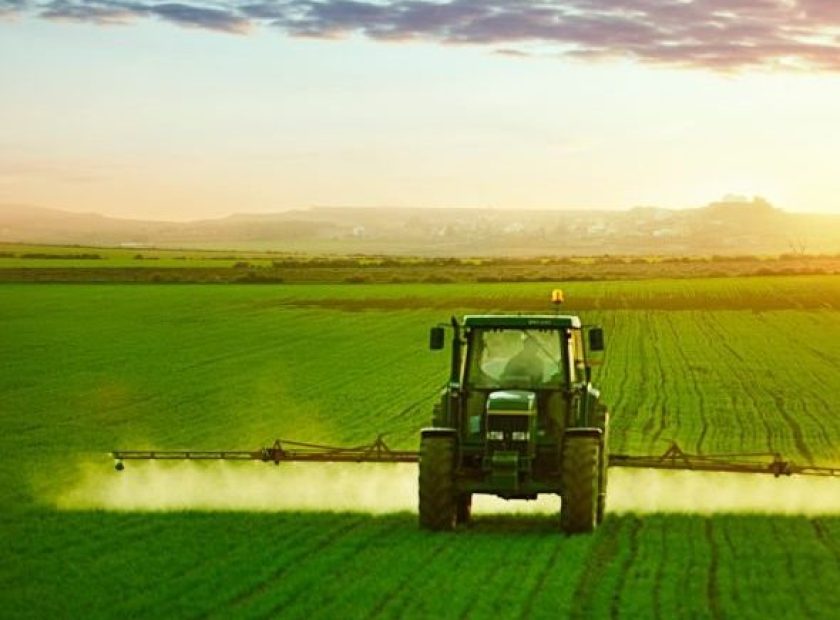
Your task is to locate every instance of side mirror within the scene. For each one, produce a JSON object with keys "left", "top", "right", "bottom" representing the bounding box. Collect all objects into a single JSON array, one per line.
[
  {"left": 588, "top": 327, "right": 605, "bottom": 352},
  {"left": 429, "top": 326, "right": 445, "bottom": 350}
]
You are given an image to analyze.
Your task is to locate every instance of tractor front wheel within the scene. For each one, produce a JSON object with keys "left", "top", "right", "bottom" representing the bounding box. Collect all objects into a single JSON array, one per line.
[
  {"left": 418, "top": 434, "right": 457, "bottom": 531},
  {"left": 560, "top": 434, "right": 601, "bottom": 534}
]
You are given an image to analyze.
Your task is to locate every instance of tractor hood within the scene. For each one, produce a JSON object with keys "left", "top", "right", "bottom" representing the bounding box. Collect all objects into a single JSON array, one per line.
[{"left": 485, "top": 390, "right": 537, "bottom": 415}]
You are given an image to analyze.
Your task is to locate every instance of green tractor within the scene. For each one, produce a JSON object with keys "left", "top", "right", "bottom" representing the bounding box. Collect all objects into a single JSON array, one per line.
[
  {"left": 422, "top": 307, "right": 608, "bottom": 533},
  {"left": 113, "top": 290, "right": 840, "bottom": 532}
]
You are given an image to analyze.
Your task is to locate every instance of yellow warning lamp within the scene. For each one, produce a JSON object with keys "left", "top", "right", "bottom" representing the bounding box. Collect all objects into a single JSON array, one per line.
[{"left": 551, "top": 289, "right": 565, "bottom": 306}]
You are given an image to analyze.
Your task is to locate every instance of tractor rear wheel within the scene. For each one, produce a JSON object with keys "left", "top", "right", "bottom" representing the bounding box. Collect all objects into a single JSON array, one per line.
[
  {"left": 560, "top": 434, "right": 601, "bottom": 534},
  {"left": 596, "top": 410, "right": 610, "bottom": 524},
  {"left": 456, "top": 493, "right": 472, "bottom": 525},
  {"left": 418, "top": 434, "right": 457, "bottom": 531},
  {"left": 596, "top": 472, "right": 607, "bottom": 525}
]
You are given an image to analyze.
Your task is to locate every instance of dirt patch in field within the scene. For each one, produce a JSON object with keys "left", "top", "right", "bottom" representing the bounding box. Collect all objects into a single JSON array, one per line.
[{"left": 52, "top": 460, "right": 840, "bottom": 515}]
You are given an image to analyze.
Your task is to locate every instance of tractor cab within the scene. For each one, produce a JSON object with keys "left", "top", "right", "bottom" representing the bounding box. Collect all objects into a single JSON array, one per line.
[
  {"left": 423, "top": 301, "right": 609, "bottom": 531},
  {"left": 467, "top": 325, "right": 566, "bottom": 389},
  {"left": 430, "top": 313, "right": 604, "bottom": 440},
  {"left": 462, "top": 318, "right": 578, "bottom": 446}
]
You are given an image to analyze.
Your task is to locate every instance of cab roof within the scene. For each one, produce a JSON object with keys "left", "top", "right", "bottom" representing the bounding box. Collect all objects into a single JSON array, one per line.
[{"left": 462, "top": 314, "right": 581, "bottom": 329}]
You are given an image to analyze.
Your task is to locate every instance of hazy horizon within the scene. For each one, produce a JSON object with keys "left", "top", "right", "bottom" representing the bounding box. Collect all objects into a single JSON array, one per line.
[
  {"left": 3, "top": 2, "right": 840, "bottom": 220},
  {"left": 0, "top": 194, "right": 804, "bottom": 225}
]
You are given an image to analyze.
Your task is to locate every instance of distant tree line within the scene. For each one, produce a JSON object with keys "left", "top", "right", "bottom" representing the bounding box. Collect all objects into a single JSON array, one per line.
[{"left": 19, "top": 253, "right": 103, "bottom": 260}]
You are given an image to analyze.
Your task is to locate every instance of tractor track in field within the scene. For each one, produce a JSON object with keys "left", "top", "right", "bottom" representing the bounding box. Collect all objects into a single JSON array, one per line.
[
  {"left": 220, "top": 517, "right": 366, "bottom": 613},
  {"left": 803, "top": 342, "right": 840, "bottom": 367},
  {"left": 648, "top": 329, "right": 671, "bottom": 453},
  {"left": 0, "top": 517, "right": 167, "bottom": 592},
  {"left": 704, "top": 314, "right": 775, "bottom": 455},
  {"left": 158, "top": 526, "right": 328, "bottom": 615},
  {"left": 770, "top": 521, "right": 818, "bottom": 619},
  {"left": 798, "top": 400, "right": 834, "bottom": 461},
  {"left": 704, "top": 519, "right": 723, "bottom": 620},
  {"left": 571, "top": 515, "right": 642, "bottom": 619},
  {"left": 435, "top": 534, "right": 485, "bottom": 609},
  {"left": 756, "top": 402, "right": 778, "bottom": 457},
  {"left": 727, "top": 393, "right": 750, "bottom": 458},
  {"left": 366, "top": 534, "right": 453, "bottom": 619},
  {"left": 259, "top": 520, "right": 408, "bottom": 619},
  {"left": 516, "top": 541, "right": 565, "bottom": 620},
  {"left": 773, "top": 329, "right": 837, "bottom": 459},
  {"left": 138, "top": 520, "right": 331, "bottom": 617},
  {"left": 705, "top": 314, "right": 745, "bottom": 364},
  {"left": 650, "top": 520, "right": 668, "bottom": 620},
  {"left": 700, "top": 315, "right": 752, "bottom": 452},
  {"left": 569, "top": 518, "right": 625, "bottom": 619},
  {"left": 718, "top": 521, "right": 743, "bottom": 613},
  {"left": 769, "top": 392, "right": 813, "bottom": 462},
  {"left": 606, "top": 316, "right": 633, "bottom": 454},
  {"left": 609, "top": 516, "right": 642, "bottom": 620},
  {"left": 810, "top": 519, "right": 840, "bottom": 571},
  {"left": 665, "top": 314, "right": 703, "bottom": 452},
  {"left": 121, "top": 542, "right": 258, "bottom": 617},
  {"left": 455, "top": 535, "right": 523, "bottom": 620},
  {"left": 22, "top": 517, "right": 172, "bottom": 571},
  {"left": 636, "top": 317, "right": 661, "bottom": 444},
  {"left": 269, "top": 521, "right": 404, "bottom": 619},
  {"left": 398, "top": 529, "right": 479, "bottom": 617}
]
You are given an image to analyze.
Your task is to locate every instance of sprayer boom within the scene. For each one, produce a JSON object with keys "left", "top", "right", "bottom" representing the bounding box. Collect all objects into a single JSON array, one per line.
[
  {"left": 608, "top": 442, "right": 840, "bottom": 477},
  {"left": 112, "top": 435, "right": 419, "bottom": 470},
  {"left": 113, "top": 436, "right": 839, "bottom": 477}
]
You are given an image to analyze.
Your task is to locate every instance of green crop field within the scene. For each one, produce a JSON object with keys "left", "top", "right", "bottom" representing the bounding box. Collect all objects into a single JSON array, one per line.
[
  {"left": 4, "top": 242, "right": 840, "bottom": 285},
  {"left": 3, "top": 278, "right": 840, "bottom": 618}
]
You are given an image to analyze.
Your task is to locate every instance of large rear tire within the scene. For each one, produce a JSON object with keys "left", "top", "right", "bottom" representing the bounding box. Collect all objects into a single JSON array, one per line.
[
  {"left": 560, "top": 434, "right": 600, "bottom": 534},
  {"left": 596, "top": 474, "right": 607, "bottom": 525},
  {"left": 456, "top": 493, "right": 472, "bottom": 525},
  {"left": 418, "top": 434, "right": 457, "bottom": 531}
]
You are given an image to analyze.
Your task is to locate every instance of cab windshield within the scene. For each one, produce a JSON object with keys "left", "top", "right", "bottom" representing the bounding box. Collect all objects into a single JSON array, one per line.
[{"left": 467, "top": 328, "right": 564, "bottom": 388}]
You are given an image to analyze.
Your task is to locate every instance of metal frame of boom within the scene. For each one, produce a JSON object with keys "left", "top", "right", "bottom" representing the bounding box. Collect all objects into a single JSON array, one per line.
[
  {"left": 113, "top": 436, "right": 840, "bottom": 478},
  {"left": 608, "top": 442, "right": 840, "bottom": 477},
  {"left": 112, "top": 435, "right": 418, "bottom": 470}
]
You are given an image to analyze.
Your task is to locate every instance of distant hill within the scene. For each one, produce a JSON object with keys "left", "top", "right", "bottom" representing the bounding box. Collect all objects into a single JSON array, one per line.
[{"left": 2, "top": 199, "right": 839, "bottom": 256}]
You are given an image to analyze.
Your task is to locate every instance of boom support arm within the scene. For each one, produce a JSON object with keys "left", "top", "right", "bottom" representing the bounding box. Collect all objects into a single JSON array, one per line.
[{"left": 113, "top": 437, "right": 840, "bottom": 478}]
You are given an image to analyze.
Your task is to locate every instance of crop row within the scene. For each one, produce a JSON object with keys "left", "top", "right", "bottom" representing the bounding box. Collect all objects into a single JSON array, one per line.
[
  {"left": 596, "top": 310, "right": 840, "bottom": 463},
  {"left": 3, "top": 511, "right": 840, "bottom": 619}
]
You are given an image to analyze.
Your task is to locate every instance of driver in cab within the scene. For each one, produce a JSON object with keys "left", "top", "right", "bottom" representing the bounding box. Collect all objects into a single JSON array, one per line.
[{"left": 503, "top": 337, "right": 546, "bottom": 385}]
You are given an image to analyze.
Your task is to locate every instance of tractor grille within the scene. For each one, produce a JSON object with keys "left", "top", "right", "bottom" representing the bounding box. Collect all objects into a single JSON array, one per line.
[{"left": 486, "top": 414, "right": 531, "bottom": 447}]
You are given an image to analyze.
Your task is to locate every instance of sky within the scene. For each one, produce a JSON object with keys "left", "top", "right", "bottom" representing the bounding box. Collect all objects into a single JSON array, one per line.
[{"left": 2, "top": 0, "right": 840, "bottom": 220}]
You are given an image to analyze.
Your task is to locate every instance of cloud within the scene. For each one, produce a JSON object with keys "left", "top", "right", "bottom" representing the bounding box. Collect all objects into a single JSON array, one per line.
[
  {"left": 39, "top": 0, "right": 250, "bottom": 32},
  {"left": 40, "top": 0, "right": 139, "bottom": 24},
  {"left": 0, "top": 0, "right": 31, "bottom": 16},
  {"left": 11, "top": 1, "right": 840, "bottom": 71},
  {"left": 150, "top": 3, "right": 251, "bottom": 32}
]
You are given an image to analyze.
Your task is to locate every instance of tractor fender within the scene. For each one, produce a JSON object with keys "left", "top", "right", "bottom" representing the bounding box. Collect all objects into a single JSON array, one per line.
[
  {"left": 421, "top": 427, "right": 458, "bottom": 439},
  {"left": 564, "top": 427, "right": 603, "bottom": 440}
]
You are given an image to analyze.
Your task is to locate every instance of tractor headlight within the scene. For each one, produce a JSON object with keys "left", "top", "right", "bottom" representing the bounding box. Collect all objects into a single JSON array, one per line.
[
  {"left": 511, "top": 431, "right": 530, "bottom": 442},
  {"left": 487, "top": 431, "right": 504, "bottom": 441}
]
